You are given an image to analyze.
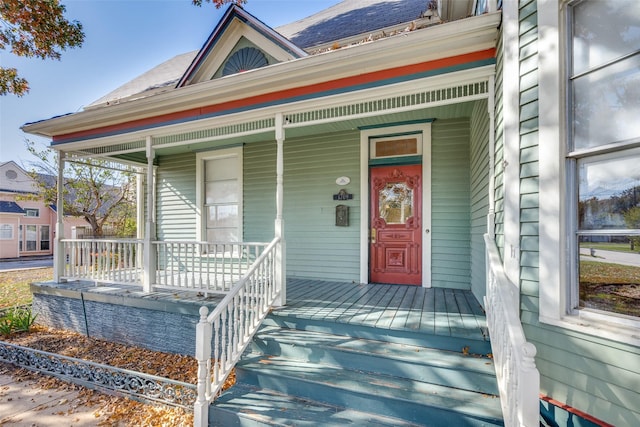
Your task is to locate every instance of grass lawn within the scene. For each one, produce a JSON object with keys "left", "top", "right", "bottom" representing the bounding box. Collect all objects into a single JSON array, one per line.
[
  {"left": 580, "top": 261, "right": 640, "bottom": 317},
  {"left": 0, "top": 268, "right": 53, "bottom": 309}
]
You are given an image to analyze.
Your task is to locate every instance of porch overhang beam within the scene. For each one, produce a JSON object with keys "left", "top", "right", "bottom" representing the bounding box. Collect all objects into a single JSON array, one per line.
[{"left": 34, "top": 64, "right": 495, "bottom": 162}]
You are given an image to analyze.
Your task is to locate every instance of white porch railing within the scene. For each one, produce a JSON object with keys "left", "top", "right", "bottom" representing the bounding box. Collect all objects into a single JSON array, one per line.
[
  {"left": 484, "top": 234, "right": 540, "bottom": 427},
  {"left": 193, "top": 236, "right": 280, "bottom": 427},
  {"left": 154, "top": 241, "right": 268, "bottom": 293},
  {"left": 61, "top": 239, "right": 144, "bottom": 285},
  {"left": 59, "top": 238, "right": 271, "bottom": 293}
]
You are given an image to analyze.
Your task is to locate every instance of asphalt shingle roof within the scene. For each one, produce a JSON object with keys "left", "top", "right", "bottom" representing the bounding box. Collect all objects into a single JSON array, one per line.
[
  {"left": 87, "top": 0, "right": 430, "bottom": 108},
  {"left": 276, "top": 0, "right": 430, "bottom": 48}
]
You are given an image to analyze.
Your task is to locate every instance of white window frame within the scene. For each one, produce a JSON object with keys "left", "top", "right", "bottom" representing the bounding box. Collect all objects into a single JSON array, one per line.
[
  {"left": 195, "top": 146, "right": 243, "bottom": 243},
  {"left": 0, "top": 224, "right": 13, "bottom": 240},
  {"left": 538, "top": 0, "right": 640, "bottom": 345},
  {"left": 24, "top": 208, "right": 39, "bottom": 218}
]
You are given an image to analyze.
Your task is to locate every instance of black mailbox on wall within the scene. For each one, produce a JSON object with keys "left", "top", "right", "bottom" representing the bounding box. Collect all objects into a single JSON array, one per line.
[{"left": 336, "top": 205, "right": 349, "bottom": 226}]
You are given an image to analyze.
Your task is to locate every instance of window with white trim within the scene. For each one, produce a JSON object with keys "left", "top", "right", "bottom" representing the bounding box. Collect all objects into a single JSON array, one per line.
[
  {"left": 0, "top": 224, "right": 13, "bottom": 240},
  {"left": 24, "top": 208, "right": 39, "bottom": 217},
  {"left": 568, "top": 0, "right": 640, "bottom": 319},
  {"left": 196, "top": 147, "right": 243, "bottom": 243}
]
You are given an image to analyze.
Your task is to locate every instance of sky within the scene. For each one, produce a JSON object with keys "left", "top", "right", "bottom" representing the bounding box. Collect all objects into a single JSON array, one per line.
[{"left": 0, "top": 0, "right": 341, "bottom": 166}]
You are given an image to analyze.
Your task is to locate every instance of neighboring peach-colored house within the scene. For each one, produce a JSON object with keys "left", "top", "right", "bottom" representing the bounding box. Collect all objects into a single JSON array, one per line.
[{"left": 0, "top": 161, "right": 89, "bottom": 259}]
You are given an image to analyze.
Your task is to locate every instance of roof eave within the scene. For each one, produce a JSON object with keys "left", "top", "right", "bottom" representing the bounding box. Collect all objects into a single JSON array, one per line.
[{"left": 22, "top": 12, "right": 500, "bottom": 140}]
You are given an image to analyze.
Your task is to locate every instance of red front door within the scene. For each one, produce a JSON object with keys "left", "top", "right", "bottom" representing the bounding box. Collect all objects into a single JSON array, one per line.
[{"left": 369, "top": 164, "right": 422, "bottom": 285}]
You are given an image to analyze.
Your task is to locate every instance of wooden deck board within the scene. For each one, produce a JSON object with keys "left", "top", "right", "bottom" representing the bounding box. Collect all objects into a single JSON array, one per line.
[
  {"left": 388, "top": 285, "right": 417, "bottom": 330},
  {"left": 375, "top": 285, "right": 408, "bottom": 329}
]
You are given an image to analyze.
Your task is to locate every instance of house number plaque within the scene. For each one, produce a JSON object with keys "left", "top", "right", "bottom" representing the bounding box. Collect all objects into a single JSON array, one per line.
[{"left": 333, "top": 189, "right": 353, "bottom": 200}]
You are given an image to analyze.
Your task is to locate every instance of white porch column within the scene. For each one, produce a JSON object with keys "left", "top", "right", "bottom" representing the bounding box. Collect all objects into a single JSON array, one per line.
[
  {"left": 274, "top": 113, "right": 286, "bottom": 306},
  {"left": 136, "top": 171, "right": 144, "bottom": 240},
  {"left": 53, "top": 151, "right": 66, "bottom": 282},
  {"left": 143, "top": 136, "right": 156, "bottom": 292},
  {"left": 502, "top": 0, "right": 521, "bottom": 284}
]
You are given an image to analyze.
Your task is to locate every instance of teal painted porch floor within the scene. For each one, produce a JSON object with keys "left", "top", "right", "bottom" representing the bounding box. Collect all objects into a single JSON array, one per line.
[
  {"left": 279, "top": 279, "right": 488, "bottom": 342},
  {"left": 32, "top": 278, "right": 488, "bottom": 342}
]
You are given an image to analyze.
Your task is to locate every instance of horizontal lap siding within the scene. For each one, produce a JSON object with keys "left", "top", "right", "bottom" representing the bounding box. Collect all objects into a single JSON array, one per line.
[
  {"left": 516, "top": 1, "right": 640, "bottom": 424},
  {"left": 245, "top": 131, "right": 361, "bottom": 282},
  {"left": 244, "top": 141, "right": 277, "bottom": 242},
  {"left": 155, "top": 152, "right": 197, "bottom": 241},
  {"left": 470, "top": 100, "right": 489, "bottom": 302},
  {"left": 431, "top": 119, "right": 471, "bottom": 290}
]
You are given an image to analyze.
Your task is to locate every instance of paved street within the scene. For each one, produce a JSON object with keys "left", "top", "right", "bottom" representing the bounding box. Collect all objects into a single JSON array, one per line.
[
  {"left": 580, "top": 248, "right": 640, "bottom": 268},
  {"left": 0, "top": 257, "right": 53, "bottom": 272}
]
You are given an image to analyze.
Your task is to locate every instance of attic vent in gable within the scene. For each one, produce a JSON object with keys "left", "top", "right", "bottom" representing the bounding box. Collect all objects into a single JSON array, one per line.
[{"left": 222, "top": 47, "right": 268, "bottom": 76}]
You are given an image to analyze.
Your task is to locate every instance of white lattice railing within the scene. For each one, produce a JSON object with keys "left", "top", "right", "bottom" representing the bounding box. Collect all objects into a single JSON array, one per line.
[
  {"left": 193, "top": 236, "right": 280, "bottom": 427},
  {"left": 484, "top": 234, "right": 540, "bottom": 427},
  {"left": 61, "top": 239, "right": 144, "bottom": 285},
  {"left": 154, "top": 241, "right": 269, "bottom": 293}
]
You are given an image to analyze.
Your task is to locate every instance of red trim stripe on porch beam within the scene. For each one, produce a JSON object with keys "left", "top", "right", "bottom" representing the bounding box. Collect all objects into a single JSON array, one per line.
[{"left": 53, "top": 48, "right": 495, "bottom": 144}]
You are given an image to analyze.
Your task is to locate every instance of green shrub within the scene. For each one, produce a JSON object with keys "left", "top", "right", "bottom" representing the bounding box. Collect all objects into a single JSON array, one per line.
[{"left": 0, "top": 306, "right": 37, "bottom": 337}]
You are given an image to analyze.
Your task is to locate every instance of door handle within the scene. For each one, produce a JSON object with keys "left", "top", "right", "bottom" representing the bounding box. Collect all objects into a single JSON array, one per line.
[{"left": 371, "top": 228, "right": 376, "bottom": 243}]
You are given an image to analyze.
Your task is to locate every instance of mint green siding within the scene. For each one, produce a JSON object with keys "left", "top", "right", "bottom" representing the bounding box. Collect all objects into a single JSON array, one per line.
[
  {"left": 155, "top": 152, "right": 197, "bottom": 241},
  {"left": 511, "top": 1, "right": 640, "bottom": 424},
  {"left": 431, "top": 119, "right": 471, "bottom": 290},
  {"left": 245, "top": 131, "right": 361, "bottom": 282},
  {"left": 470, "top": 100, "right": 489, "bottom": 300}
]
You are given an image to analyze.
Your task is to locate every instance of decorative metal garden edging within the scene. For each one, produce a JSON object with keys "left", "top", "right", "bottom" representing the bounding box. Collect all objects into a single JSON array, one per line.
[{"left": 0, "top": 341, "right": 196, "bottom": 409}]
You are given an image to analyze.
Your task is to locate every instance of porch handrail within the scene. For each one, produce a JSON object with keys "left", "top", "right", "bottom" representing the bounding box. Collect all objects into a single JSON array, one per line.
[
  {"left": 60, "top": 238, "right": 144, "bottom": 285},
  {"left": 484, "top": 234, "right": 540, "bottom": 427},
  {"left": 193, "top": 236, "right": 281, "bottom": 427}
]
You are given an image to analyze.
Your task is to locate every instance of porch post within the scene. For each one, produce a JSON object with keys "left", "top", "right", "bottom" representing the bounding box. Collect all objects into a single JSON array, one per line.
[
  {"left": 53, "top": 151, "right": 66, "bottom": 282},
  {"left": 502, "top": 0, "right": 521, "bottom": 284},
  {"left": 274, "top": 113, "right": 286, "bottom": 306},
  {"left": 143, "top": 137, "right": 156, "bottom": 292},
  {"left": 136, "top": 171, "right": 144, "bottom": 240}
]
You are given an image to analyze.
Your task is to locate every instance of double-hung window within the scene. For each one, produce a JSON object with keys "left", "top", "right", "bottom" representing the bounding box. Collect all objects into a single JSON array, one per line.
[
  {"left": 0, "top": 224, "right": 13, "bottom": 240},
  {"left": 196, "top": 147, "right": 243, "bottom": 244},
  {"left": 568, "top": 0, "right": 640, "bottom": 319}
]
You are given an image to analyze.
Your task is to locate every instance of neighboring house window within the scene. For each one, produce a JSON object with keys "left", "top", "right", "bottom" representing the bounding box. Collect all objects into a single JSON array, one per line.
[
  {"left": 25, "top": 225, "right": 37, "bottom": 251},
  {"left": 40, "top": 225, "right": 50, "bottom": 251},
  {"left": 196, "top": 147, "right": 243, "bottom": 243},
  {"left": 0, "top": 224, "right": 13, "bottom": 239},
  {"left": 19, "top": 225, "right": 23, "bottom": 251},
  {"left": 24, "top": 208, "right": 39, "bottom": 217},
  {"left": 568, "top": 0, "right": 640, "bottom": 319}
]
